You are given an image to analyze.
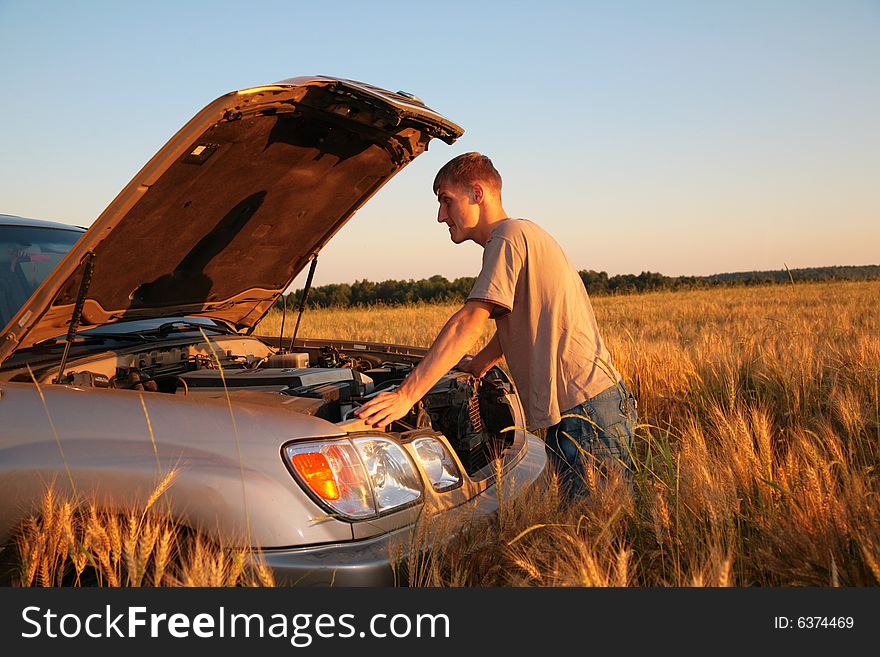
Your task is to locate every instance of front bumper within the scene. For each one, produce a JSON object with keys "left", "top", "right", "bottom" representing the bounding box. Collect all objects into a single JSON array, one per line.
[{"left": 261, "top": 433, "right": 547, "bottom": 586}]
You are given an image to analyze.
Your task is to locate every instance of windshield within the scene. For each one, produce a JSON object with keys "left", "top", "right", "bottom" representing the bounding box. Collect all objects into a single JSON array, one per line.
[
  {"left": 0, "top": 225, "right": 83, "bottom": 329},
  {"left": 0, "top": 316, "right": 235, "bottom": 372}
]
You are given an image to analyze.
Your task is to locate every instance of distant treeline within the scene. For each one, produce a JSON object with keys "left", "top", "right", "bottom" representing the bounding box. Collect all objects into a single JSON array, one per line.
[{"left": 278, "top": 265, "right": 880, "bottom": 309}]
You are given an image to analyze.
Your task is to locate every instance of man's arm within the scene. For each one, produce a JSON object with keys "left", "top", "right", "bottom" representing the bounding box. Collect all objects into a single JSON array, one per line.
[
  {"left": 458, "top": 331, "right": 503, "bottom": 378},
  {"left": 354, "top": 300, "right": 494, "bottom": 428}
]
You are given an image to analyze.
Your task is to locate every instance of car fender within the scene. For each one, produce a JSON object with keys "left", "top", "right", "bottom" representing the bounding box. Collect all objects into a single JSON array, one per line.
[{"left": 0, "top": 381, "right": 354, "bottom": 547}]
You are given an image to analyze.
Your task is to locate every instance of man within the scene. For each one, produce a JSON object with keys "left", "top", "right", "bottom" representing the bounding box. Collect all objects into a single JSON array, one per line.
[{"left": 355, "top": 153, "right": 637, "bottom": 498}]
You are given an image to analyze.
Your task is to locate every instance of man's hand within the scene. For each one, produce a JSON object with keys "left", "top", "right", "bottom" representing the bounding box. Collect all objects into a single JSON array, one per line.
[
  {"left": 355, "top": 389, "right": 415, "bottom": 428},
  {"left": 456, "top": 355, "right": 483, "bottom": 378},
  {"left": 456, "top": 333, "right": 502, "bottom": 379}
]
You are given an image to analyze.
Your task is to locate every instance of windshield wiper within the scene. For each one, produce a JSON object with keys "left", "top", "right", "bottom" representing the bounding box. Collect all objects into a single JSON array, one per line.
[
  {"left": 75, "top": 331, "right": 158, "bottom": 343},
  {"left": 31, "top": 331, "right": 157, "bottom": 350},
  {"left": 156, "top": 321, "right": 236, "bottom": 337}
]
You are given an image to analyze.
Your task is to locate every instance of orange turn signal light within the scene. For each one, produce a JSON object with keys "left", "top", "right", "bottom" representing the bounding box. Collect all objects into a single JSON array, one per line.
[{"left": 291, "top": 452, "right": 340, "bottom": 500}]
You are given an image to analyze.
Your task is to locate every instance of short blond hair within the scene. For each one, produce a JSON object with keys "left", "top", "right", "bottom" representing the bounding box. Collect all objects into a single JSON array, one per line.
[{"left": 433, "top": 152, "right": 502, "bottom": 195}]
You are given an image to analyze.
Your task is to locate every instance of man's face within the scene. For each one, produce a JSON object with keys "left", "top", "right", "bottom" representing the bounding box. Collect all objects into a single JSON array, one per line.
[{"left": 436, "top": 180, "right": 479, "bottom": 244}]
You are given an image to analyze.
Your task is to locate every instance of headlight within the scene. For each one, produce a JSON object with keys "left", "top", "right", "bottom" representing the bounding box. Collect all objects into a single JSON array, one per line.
[
  {"left": 285, "top": 437, "right": 422, "bottom": 519},
  {"left": 351, "top": 436, "right": 422, "bottom": 512},
  {"left": 412, "top": 436, "right": 461, "bottom": 492}
]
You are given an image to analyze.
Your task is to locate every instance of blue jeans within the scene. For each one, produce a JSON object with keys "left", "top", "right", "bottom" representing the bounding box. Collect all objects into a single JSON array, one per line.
[{"left": 544, "top": 381, "right": 637, "bottom": 499}]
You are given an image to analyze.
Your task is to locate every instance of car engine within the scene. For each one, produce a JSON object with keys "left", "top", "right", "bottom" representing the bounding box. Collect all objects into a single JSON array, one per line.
[{"left": 28, "top": 338, "right": 519, "bottom": 477}]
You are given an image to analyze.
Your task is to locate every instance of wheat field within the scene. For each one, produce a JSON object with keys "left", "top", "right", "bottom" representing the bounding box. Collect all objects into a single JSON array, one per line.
[
  {"left": 11, "top": 280, "right": 879, "bottom": 586},
  {"left": 260, "top": 280, "right": 880, "bottom": 586}
]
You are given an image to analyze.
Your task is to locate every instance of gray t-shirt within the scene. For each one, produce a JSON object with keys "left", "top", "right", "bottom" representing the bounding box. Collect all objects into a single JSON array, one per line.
[{"left": 467, "top": 219, "right": 619, "bottom": 429}]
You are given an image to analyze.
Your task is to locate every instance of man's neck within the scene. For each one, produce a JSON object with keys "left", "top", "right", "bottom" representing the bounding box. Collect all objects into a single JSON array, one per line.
[{"left": 474, "top": 206, "right": 509, "bottom": 246}]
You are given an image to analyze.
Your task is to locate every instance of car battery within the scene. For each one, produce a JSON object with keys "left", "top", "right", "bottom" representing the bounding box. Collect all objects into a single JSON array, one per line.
[
  {"left": 286, "top": 381, "right": 353, "bottom": 421},
  {"left": 363, "top": 362, "right": 412, "bottom": 386},
  {"left": 293, "top": 381, "right": 352, "bottom": 402}
]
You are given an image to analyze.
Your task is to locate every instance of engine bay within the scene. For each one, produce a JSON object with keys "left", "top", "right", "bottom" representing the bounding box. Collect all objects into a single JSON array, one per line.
[{"left": 19, "top": 337, "right": 520, "bottom": 477}]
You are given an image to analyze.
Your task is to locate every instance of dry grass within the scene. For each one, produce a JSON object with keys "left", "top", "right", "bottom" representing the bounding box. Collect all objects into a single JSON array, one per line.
[
  {"left": 261, "top": 280, "right": 880, "bottom": 586},
  {"left": 8, "top": 472, "right": 274, "bottom": 587}
]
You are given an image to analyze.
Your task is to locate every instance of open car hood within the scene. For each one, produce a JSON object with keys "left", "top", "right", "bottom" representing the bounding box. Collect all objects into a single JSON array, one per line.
[{"left": 0, "top": 76, "right": 462, "bottom": 363}]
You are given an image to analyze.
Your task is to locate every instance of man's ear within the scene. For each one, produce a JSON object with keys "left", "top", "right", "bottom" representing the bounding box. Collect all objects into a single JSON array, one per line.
[{"left": 470, "top": 183, "right": 484, "bottom": 204}]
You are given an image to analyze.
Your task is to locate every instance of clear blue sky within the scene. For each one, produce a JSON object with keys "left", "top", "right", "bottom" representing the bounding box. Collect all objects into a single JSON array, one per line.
[{"left": 1, "top": 0, "right": 878, "bottom": 287}]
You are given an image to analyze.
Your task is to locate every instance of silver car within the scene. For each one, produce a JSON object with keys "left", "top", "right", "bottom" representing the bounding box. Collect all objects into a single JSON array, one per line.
[{"left": 0, "top": 77, "right": 546, "bottom": 585}]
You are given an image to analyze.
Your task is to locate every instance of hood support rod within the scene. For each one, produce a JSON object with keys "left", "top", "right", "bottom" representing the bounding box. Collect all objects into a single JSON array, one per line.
[
  {"left": 55, "top": 251, "right": 96, "bottom": 384},
  {"left": 278, "top": 291, "right": 287, "bottom": 352},
  {"left": 290, "top": 255, "right": 318, "bottom": 352}
]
